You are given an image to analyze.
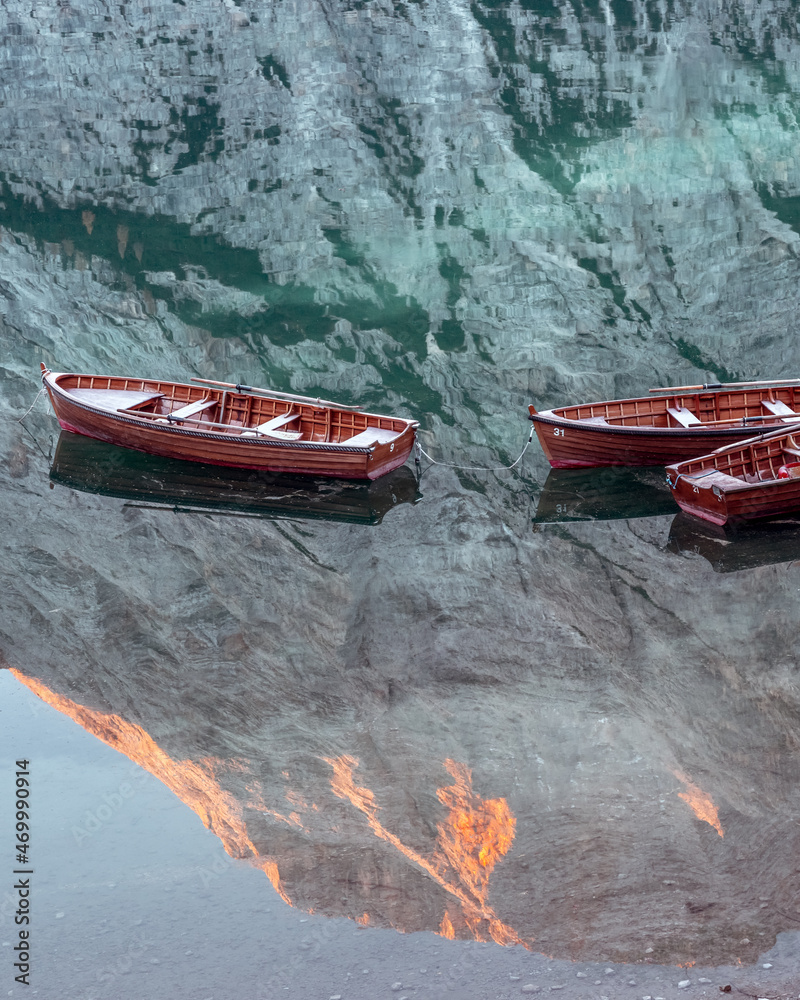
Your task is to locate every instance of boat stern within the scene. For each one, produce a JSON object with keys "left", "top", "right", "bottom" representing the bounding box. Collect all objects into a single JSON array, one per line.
[
  {"left": 365, "top": 421, "right": 418, "bottom": 480},
  {"left": 666, "top": 466, "right": 736, "bottom": 525}
]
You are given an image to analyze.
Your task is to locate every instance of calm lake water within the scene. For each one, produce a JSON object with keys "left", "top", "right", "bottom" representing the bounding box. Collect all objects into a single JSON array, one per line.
[{"left": 2, "top": 1, "right": 800, "bottom": 997}]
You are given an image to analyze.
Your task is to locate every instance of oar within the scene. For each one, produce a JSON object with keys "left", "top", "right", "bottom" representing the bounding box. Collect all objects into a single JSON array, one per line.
[
  {"left": 649, "top": 378, "right": 800, "bottom": 393},
  {"left": 702, "top": 413, "right": 800, "bottom": 427},
  {"left": 706, "top": 421, "right": 800, "bottom": 454},
  {"left": 190, "top": 377, "right": 363, "bottom": 411}
]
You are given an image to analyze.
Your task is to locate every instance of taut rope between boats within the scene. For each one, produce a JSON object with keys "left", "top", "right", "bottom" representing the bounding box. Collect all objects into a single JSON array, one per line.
[{"left": 415, "top": 426, "right": 534, "bottom": 473}]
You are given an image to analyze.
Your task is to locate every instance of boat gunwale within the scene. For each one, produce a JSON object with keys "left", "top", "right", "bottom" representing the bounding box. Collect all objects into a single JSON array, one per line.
[
  {"left": 543, "top": 383, "right": 800, "bottom": 411},
  {"left": 667, "top": 469, "right": 754, "bottom": 495},
  {"left": 529, "top": 409, "right": 788, "bottom": 437},
  {"left": 665, "top": 423, "right": 800, "bottom": 479}
]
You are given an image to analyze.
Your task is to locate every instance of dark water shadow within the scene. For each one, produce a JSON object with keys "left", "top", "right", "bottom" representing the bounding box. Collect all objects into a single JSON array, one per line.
[
  {"left": 49, "top": 431, "right": 421, "bottom": 525},
  {"left": 533, "top": 465, "right": 676, "bottom": 523},
  {"left": 667, "top": 511, "right": 800, "bottom": 573}
]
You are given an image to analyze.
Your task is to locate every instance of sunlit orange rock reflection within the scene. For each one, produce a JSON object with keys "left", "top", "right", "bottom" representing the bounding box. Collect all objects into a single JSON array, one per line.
[
  {"left": 9, "top": 668, "right": 293, "bottom": 904},
  {"left": 436, "top": 758, "right": 516, "bottom": 903},
  {"left": 673, "top": 770, "right": 724, "bottom": 837},
  {"left": 323, "top": 753, "right": 523, "bottom": 946},
  {"left": 10, "top": 669, "right": 523, "bottom": 946},
  {"left": 9, "top": 669, "right": 748, "bottom": 961}
]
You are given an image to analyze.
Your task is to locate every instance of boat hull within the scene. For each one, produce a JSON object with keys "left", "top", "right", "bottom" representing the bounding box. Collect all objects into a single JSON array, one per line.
[
  {"left": 529, "top": 383, "right": 800, "bottom": 468},
  {"left": 667, "top": 471, "right": 800, "bottom": 526},
  {"left": 43, "top": 370, "right": 417, "bottom": 481},
  {"left": 530, "top": 411, "right": 791, "bottom": 468}
]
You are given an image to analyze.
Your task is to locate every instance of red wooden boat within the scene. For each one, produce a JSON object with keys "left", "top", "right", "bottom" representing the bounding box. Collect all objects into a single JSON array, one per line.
[
  {"left": 41, "top": 366, "right": 418, "bottom": 481},
  {"left": 529, "top": 379, "right": 800, "bottom": 468},
  {"left": 665, "top": 427, "right": 800, "bottom": 525}
]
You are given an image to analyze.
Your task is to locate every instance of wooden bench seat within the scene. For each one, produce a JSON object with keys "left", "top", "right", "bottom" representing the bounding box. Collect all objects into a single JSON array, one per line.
[
  {"left": 168, "top": 398, "right": 216, "bottom": 422},
  {"left": 667, "top": 406, "right": 701, "bottom": 427},
  {"left": 762, "top": 399, "right": 800, "bottom": 422},
  {"left": 254, "top": 411, "right": 299, "bottom": 435},
  {"left": 702, "top": 471, "right": 750, "bottom": 488},
  {"left": 69, "top": 388, "right": 164, "bottom": 411},
  {"left": 783, "top": 435, "right": 800, "bottom": 459},
  {"left": 342, "top": 427, "right": 402, "bottom": 447}
]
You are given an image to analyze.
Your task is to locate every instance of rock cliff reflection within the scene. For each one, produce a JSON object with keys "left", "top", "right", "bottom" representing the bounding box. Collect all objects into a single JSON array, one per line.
[
  {"left": 8, "top": 668, "right": 293, "bottom": 903},
  {"left": 323, "top": 753, "right": 522, "bottom": 946},
  {"left": 8, "top": 607, "right": 800, "bottom": 971},
  {"left": 4, "top": 0, "right": 800, "bottom": 982},
  {"left": 10, "top": 668, "right": 523, "bottom": 946}
]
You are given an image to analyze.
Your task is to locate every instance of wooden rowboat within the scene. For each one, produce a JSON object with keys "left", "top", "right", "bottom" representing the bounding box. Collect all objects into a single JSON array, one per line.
[
  {"left": 529, "top": 379, "right": 800, "bottom": 468},
  {"left": 665, "top": 427, "right": 800, "bottom": 526},
  {"left": 41, "top": 366, "right": 419, "bottom": 481}
]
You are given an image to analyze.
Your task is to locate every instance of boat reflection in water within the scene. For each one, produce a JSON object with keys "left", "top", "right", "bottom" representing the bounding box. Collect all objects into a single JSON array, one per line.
[
  {"left": 533, "top": 465, "right": 675, "bottom": 523},
  {"left": 668, "top": 511, "right": 800, "bottom": 573},
  {"left": 534, "top": 466, "right": 800, "bottom": 571},
  {"left": 49, "top": 431, "right": 421, "bottom": 525}
]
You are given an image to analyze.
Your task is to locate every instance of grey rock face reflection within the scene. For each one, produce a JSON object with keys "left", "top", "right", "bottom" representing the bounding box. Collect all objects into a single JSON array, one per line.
[
  {"left": 1, "top": 0, "right": 800, "bottom": 974},
  {"left": 6, "top": 406, "right": 800, "bottom": 967}
]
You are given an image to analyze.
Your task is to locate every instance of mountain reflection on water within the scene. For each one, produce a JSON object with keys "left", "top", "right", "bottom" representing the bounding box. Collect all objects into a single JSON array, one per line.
[
  {"left": 3, "top": 0, "right": 800, "bottom": 985},
  {"left": 6, "top": 480, "right": 800, "bottom": 971},
  {"left": 49, "top": 431, "right": 421, "bottom": 525}
]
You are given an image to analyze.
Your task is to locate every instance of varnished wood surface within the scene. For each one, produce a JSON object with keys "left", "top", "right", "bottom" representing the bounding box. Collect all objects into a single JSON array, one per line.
[
  {"left": 665, "top": 429, "right": 800, "bottom": 525},
  {"left": 530, "top": 383, "right": 800, "bottom": 467},
  {"left": 43, "top": 369, "right": 418, "bottom": 480}
]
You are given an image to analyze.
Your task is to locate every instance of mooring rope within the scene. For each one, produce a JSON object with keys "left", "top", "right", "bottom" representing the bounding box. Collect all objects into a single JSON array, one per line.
[
  {"left": 416, "top": 425, "right": 535, "bottom": 473},
  {"left": 17, "top": 386, "right": 45, "bottom": 423}
]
